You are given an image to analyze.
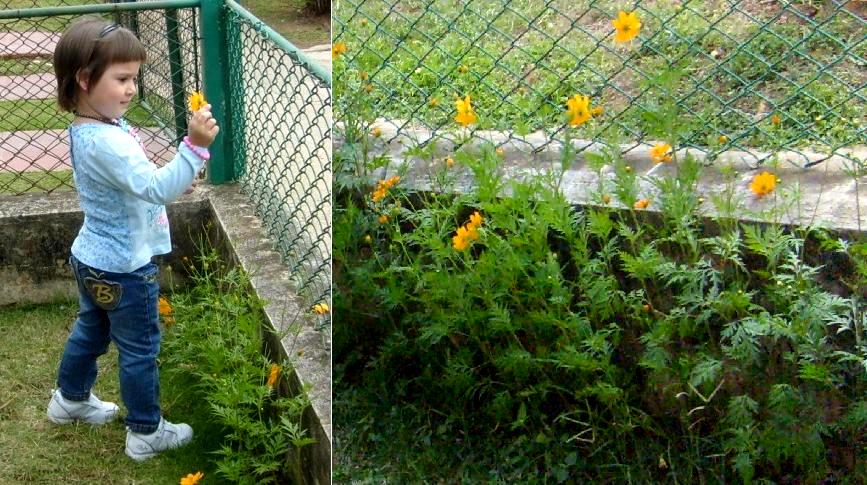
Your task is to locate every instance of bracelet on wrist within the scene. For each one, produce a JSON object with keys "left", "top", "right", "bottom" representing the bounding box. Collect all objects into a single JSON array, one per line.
[{"left": 183, "top": 136, "right": 211, "bottom": 161}]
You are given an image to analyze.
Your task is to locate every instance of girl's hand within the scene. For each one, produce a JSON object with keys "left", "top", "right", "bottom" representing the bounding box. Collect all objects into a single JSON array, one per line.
[{"left": 188, "top": 104, "right": 220, "bottom": 148}]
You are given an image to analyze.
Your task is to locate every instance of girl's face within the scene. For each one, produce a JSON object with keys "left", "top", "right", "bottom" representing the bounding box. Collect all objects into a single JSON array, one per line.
[{"left": 77, "top": 61, "right": 141, "bottom": 120}]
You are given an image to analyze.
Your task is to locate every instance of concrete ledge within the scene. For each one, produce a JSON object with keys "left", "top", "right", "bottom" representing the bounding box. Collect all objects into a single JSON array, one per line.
[
  {"left": 0, "top": 184, "right": 331, "bottom": 484},
  {"left": 347, "top": 121, "right": 867, "bottom": 234}
]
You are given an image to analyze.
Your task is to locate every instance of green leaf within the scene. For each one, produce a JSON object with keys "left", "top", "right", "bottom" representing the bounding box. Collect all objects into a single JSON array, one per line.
[{"left": 689, "top": 357, "right": 722, "bottom": 390}]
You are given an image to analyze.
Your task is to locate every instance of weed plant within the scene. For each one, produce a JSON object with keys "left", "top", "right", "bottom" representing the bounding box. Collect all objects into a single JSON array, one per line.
[
  {"left": 334, "top": 56, "right": 867, "bottom": 484},
  {"left": 161, "top": 249, "right": 315, "bottom": 484}
]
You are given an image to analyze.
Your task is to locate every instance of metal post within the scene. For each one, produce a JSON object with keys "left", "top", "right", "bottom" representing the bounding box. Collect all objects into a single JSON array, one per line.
[
  {"left": 200, "top": 0, "right": 235, "bottom": 183},
  {"left": 165, "top": 8, "right": 187, "bottom": 144}
]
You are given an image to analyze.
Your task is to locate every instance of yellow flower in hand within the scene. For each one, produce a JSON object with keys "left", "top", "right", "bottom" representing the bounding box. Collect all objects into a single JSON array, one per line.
[
  {"left": 188, "top": 91, "right": 206, "bottom": 112},
  {"left": 612, "top": 11, "right": 641, "bottom": 43},
  {"left": 454, "top": 95, "right": 477, "bottom": 127},
  {"left": 566, "top": 94, "right": 592, "bottom": 126}
]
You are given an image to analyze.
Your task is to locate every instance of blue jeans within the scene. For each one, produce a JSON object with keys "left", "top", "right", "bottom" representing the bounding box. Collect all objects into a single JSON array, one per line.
[{"left": 57, "top": 255, "right": 162, "bottom": 433}]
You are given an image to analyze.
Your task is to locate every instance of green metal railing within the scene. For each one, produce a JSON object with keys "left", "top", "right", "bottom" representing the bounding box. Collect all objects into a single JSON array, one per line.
[
  {"left": 334, "top": 0, "right": 865, "bottom": 167},
  {"left": 1, "top": 0, "right": 332, "bottom": 317},
  {"left": 223, "top": 0, "right": 332, "bottom": 311}
]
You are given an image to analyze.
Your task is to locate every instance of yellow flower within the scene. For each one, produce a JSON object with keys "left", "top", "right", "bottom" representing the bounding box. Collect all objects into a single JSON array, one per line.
[
  {"left": 158, "top": 296, "right": 172, "bottom": 316},
  {"left": 267, "top": 364, "right": 281, "bottom": 388},
  {"left": 453, "top": 213, "right": 484, "bottom": 251},
  {"left": 358, "top": 71, "right": 368, "bottom": 80},
  {"left": 371, "top": 176, "right": 399, "bottom": 202},
  {"left": 158, "top": 296, "right": 175, "bottom": 326},
  {"left": 749, "top": 171, "right": 776, "bottom": 197},
  {"left": 363, "top": 234, "right": 372, "bottom": 243},
  {"left": 445, "top": 157, "right": 455, "bottom": 167},
  {"left": 313, "top": 303, "right": 330, "bottom": 315},
  {"left": 602, "top": 194, "right": 611, "bottom": 204},
  {"left": 452, "top": 226, "right": 471, "bottom": 251},
  {"left": 371, "top": 127, "right": 382, "bottom": 138},
  {"left": 566, "top": 94, "right": 592, "bottom": 126},
  {"left": 180, "top": 472, "right": 204, "bottom": 485},
  {"left": 452, "top": 234, "right": 469, "bottom": 251},
  {"left": 429, "top": 97, "right": 440, "bottom": 107},
  {"left": 363, "top": 83, "right": 373, "bottom": 94},
  {"left": 634, "top": 198, "right": 650, "bottom": 209},
  {"left": 590, "top": 106, "right": 604, "bottom": 116},
  {"left": 454, "top": 95, "right": 477, "bottom": 127},
  {"left": 612, "top": 11, "right": 641, "bottom": 43},
  {"left": 771, "top": 114, "right": 781, "bottom": 125},
  {"left": 458, "top": 64, "right": 469, "bottom": 74},
  {"left": 188, "top": 91, "right": 206, "bottom": 112},
  {"left": 332, "top": 41, "right": 347, "bottom": 59},
  {"left": 496, "top": 147, "right": 505, "bottom": 157},
  {"left": 378, "top": 214, "right": 389, "bottom": 224},
  {"left": 649, "top": 143, "right": 672, "bottom": 163},
  {"left": 718, "top": 135, "right": 728, "bottom": 144},
  {"left": 468, "top": 211, "right": 484, "bottom": 229}
]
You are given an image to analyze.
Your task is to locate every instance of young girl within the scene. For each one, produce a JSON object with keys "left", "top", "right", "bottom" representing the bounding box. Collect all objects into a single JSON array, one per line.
[{"left": 45, "top": 17, "right": 219, "bottom": 461}]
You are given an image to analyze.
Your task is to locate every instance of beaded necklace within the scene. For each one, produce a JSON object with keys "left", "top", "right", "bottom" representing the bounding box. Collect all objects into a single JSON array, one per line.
[{"left": 73, "top": 110, "right": 118, "bottom": 126}]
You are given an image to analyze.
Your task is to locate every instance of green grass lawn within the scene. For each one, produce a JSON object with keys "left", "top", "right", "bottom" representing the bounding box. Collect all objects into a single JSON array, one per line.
[
  {"left": 0, "top": 98, "right": 156, "bottom": 131},
  {"left": 240, "top": 0, "right": 329, "bottom": 48},
  {"left": 0, "top": 0, "right": 91, "bottom": 32},
  {"left": 334, "top": 0, "right": 865, "bottom": 151},
  {"left": 0, "top": 170, "right": 73, "bottom": 194},
  {"left": 0, "top": 58, "right": 54, "bottom": 76},
  {"left": 0, "top": 0, "right": 329, "bottom": 46},
  {"left": 0, "top": 302, "right": 226, "bottom": 483}
]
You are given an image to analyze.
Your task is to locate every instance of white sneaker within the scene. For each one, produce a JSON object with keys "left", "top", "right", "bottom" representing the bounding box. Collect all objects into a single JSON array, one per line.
[
  {"left": 125, "top": 417, "right": 193, "bottom": 461},
  {"left": 47, "top": 388, "right": 120, "bottom": 425}
]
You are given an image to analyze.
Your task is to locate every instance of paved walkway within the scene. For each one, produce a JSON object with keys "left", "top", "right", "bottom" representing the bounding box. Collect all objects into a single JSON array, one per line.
[
  {"left": 0, "top": 73, "right": 55, "bottom": 101},
  {"left": 0, "top": 31, "right": 59, "bottom": 59}
]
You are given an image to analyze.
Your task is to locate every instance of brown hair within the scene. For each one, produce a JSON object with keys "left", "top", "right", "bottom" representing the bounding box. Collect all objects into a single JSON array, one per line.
[{"left": 54, "top": 17, "right": 147, "bottom": 112}]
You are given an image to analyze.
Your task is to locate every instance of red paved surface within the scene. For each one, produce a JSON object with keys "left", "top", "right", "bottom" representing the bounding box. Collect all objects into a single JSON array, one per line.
[
  {"left": 1, "top": 127, "right": 176, "bottom": 172},
  {"left": 0, "top": 31, "right": 60, "bottom": 59},
  {"left": 0, "top": 73, "right": 55, "bottom": 100}
]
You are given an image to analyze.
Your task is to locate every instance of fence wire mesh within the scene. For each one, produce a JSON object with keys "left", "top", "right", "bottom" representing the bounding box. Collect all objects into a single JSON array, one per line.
[
  {"left": 0, "top": 4, "right": 199, "bottom": 194},
  {"left": 334, "top": 0, "right": 866, "bottom": 167},
  {"left": 226, "top": 2, "right": 332, "bottom": 314}
]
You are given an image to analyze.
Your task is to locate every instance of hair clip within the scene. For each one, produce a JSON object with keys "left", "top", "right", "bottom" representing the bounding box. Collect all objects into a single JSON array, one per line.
[{"left": 98, "top": 24, "right": 120, "bottom": 38}]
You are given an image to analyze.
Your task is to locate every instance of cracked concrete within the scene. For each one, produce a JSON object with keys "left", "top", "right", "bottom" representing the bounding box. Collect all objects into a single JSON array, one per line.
[{"left": 0, "top": 184, "right": 330, "bottom": 484}]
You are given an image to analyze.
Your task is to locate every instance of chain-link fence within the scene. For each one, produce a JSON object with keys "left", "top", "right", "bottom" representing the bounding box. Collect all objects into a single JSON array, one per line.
[
  {"left": 224, "top": 0, "right": 332, "bottom": 314},
  {"left": 334, "top": 0, "right": 865, "bottom": 167},
  {"left": 1, "top": 0, "right": 332, "bottom": 314},
  {"left": 0, "top": 1, "right": 199, "bottom": 193}
]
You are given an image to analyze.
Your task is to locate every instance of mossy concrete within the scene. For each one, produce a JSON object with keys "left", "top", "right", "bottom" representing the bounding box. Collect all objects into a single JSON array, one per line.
[
  {"left": 352, "top": 120, "right": 867, "bottom": 234},
  {"left": 0, "top": 184, "right": 331, "bottom": 484}
]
